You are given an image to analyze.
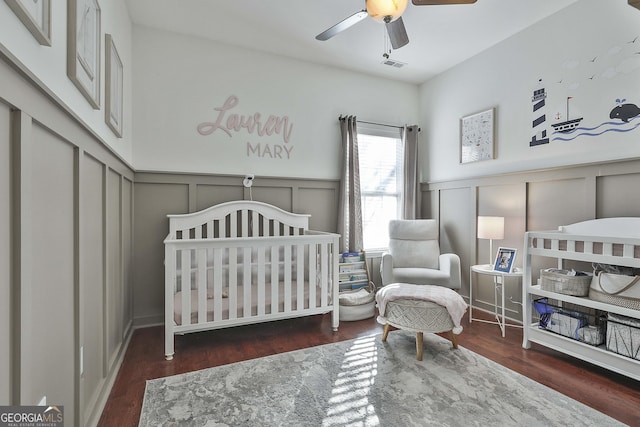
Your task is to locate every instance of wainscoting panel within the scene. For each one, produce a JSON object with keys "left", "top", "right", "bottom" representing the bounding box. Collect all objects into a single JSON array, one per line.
[
  {"left": 438, "top": 187, "right": 472, "bottom": 298},
  {"left": 527, "top": 178, "right": 592, "bottom": 232},
  {"left": 106, "top": 170, "right": 123, "bottom": 375},
  {"left": 296, "top": 185, "right": 339, "bottom": 232},
  {"left": 27, "top": 122, "right": 75, "bottom": 422},
  {"left": 122, "top": 178, "right": 134, "bottom": 340},
  {"left": 80, "top": 153, "right": 106, "bottom": 422},
  {"left": 0, "top": 101, "right": 10, "bottom": 404},
  {"left": 195, "top": 183, "right": 245, "bottom": 211},
  {"left": 596, "top": 173, "right": 640, "bottom": 217},
  {"left": 132, "top": 182, "right": 189, "bottom": 325},
  {"left": 476, "top": 184, "right": 526, "bottom": 318}
]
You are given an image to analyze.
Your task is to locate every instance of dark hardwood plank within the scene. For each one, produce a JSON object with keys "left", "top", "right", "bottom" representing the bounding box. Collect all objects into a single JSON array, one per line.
[{"left": 97, "top": 311, "right": 640, "bottom": 426}]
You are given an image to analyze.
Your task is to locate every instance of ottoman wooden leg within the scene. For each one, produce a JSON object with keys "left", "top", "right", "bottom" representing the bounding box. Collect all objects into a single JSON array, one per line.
[
  {"left": 450, "top": 330, "right": 458, "bottom": 349},
  {"left": 416, "top": 332, "right": 424, "bottom": 361},
  {"left": 382, "top": 323, "right": 391, "bottom": 341}
]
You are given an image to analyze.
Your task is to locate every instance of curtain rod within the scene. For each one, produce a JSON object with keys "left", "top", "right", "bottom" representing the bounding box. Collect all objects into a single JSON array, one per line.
[
  {"left": 357, "top": 119, "right": 403, "bottom": 129},
  {"left": 339, "top": 116, "right": 420, "bottom": 132}
]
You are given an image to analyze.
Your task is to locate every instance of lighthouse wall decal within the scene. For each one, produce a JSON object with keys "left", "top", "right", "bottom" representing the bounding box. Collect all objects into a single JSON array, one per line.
[{"left": 531, "top": 79, "right": 549, "bottom": 146}]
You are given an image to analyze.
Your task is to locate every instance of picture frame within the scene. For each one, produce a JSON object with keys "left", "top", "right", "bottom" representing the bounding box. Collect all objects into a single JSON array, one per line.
[
  {"left": 460, "top": 107, "right": 495, "bottom": 164},
  {"left": 67, "top": 0, "right": 101, "bottom": 109},
  {"left": 494, "top": 247, "right": 517, "bottom": 273},
  {"left": 5, "top": 0, "right": 51, "bottom": 46},
  {"left": 105, "top": 33, "right": 123, "bottom": 137}
]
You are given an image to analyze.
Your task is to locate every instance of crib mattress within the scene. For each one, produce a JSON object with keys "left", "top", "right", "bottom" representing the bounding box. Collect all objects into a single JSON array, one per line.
[{"left": 174, "top": 281, "right": 329, "bottom": 325}]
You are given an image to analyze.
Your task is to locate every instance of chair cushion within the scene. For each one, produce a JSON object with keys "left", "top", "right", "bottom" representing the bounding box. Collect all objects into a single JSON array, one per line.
[
  {"left": 389, "top": 240, "right": 440, "bottom": 269},
  {"left": 392, "top": 267, "right": 449, "bottom": 286},
  {"left": 389, "top": 220, "right": 440, "bottom": 269}
]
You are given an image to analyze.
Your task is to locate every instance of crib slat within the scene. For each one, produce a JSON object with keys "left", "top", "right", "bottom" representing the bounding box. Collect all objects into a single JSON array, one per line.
[
  {"left": 273, "top": 220, "right": 280, "bottom": 237},
  {"left": 296, "top": 244, "right": 304, "bottom": 310},
  {"left": 284, "top": 244, "right": 292, "bottom": 313},
  {"left": 197, "top": 248, "right": 207, "bottom": 323},
  {"left": 213, "top": 248, "right": 223, "bottom": 322},
  {"left": 229, "top": 213, "right": 236, "bottom": 238},
  {"left": 252, "top": 210, "right": 259, "bottom": 237},
  {"left": 257, "top": 247, "right": 266, "bottom": 316},
  {"left": 320, "top": 243, "right": 328, "bottom": 307},
  {"left": 308, "top": 244, "right": 317, "bottom": 309},
  {"left": 243, "top": 247, "right": 251, "bottom": 317},
  {"left": 271, "top": 245, "right": 279, "bottom": 314},
  {"left": 262, "top": 215, "right": 269, "bottom": 238},
  {"left": 241, "top": 209, "right": 249, "bottom": 237},
  {"left": 181, "top": 249, "right": 190, "bottom": 326},
  {"left": 228, "top": 247, "right": 237, "bottom": 319}
]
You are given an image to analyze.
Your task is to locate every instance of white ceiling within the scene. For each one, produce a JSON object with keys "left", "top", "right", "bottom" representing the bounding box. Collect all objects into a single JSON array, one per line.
[{"left": 125, "top": 0, "right": 578, "bottom": 85}]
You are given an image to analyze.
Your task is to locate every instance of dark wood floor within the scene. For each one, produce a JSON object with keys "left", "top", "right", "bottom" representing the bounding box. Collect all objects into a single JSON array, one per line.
[{"left": 98, "top": 310, "right": 640, "bottom": 426}]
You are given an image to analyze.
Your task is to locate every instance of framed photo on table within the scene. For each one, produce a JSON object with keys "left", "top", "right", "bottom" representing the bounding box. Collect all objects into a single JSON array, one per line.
[
  {"left": 494, "top": 247, "right": 517, "bottom": 273},
  {"left": 5, "top": 0, "right": 51, "bottom": 46},
  {"left": 105, "top": 33, "right": 123, "bottom": 137},
  {"left": 67, "top": 0, "right": 101, "bottom": 109}
]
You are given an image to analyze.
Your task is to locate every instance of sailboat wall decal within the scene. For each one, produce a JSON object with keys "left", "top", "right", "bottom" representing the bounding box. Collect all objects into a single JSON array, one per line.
[{"left": 551, "top": 97, "right": 583, "bottom": 133}]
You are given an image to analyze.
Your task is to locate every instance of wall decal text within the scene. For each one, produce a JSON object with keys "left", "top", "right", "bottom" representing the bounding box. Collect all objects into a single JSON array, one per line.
[{"left": 197, "top": 95, "right": 294, "bottom": 144}]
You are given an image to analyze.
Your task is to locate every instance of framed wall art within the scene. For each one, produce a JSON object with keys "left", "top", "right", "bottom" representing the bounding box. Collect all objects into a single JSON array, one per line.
[
  {"left": 105, "top": 33, "right": 123, "bottom": 137},
  {"left": 5, "top": 0, "right": 51, "bottom": 46},
  {"left": 460, "top": 107, "right": 495, "bottom": 164},
  {"left": 494, "top": 247, "right": 517, "bottom": 273},
  {"left": 67, "top": 0, "right": 101, "bottom": 109}
]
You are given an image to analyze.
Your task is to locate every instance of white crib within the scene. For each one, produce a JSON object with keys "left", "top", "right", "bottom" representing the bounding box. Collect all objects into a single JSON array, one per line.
[{"left": 164, "top": 200, "right": 340, "bottom": 360}]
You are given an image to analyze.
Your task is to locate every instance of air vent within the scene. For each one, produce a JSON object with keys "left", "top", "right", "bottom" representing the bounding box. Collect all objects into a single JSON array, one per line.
[{"left": 381, "top": 59, "right": 407, "bottom": 68}]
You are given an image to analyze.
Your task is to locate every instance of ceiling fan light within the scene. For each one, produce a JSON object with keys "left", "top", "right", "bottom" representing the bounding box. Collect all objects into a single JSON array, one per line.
[{"left": 366, "top": 0, "right": 408, "bottom": 23}]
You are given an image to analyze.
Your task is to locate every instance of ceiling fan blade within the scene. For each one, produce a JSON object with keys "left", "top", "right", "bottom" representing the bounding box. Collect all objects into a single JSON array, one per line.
[
  {"left": 316, "top": 10, "right": 369, "bottom": 41},
  {"left": 386, "top": 17, "right": 409, "bottom": 49},
  {"left": 412, "top": 0, "right": 477, "bottom": 5}
]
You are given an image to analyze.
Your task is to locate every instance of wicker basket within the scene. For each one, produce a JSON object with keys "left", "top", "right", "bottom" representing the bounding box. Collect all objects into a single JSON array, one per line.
[{"left": 540, "top": 269, "right": 592, "bottom": 296}]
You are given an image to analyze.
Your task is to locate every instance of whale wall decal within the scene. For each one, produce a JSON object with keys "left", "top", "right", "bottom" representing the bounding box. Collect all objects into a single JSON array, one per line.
[{"left": 610, "top": 103, "right": 640, "bottom": 122}]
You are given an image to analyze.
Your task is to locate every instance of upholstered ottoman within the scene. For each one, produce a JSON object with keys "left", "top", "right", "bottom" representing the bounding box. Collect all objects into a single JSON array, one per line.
[{"left": 376, "top": 283, "right": 467, "bottom": 361}]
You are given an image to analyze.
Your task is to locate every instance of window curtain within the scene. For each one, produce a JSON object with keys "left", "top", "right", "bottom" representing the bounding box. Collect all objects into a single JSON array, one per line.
[
  {"left": 402, "top": 125, "right": 420, "bottom": 219},
  {"left": 338, "top": 115, "right": 363, "bottom": 253}
]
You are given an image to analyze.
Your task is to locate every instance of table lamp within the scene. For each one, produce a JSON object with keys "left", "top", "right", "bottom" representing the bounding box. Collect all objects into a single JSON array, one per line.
[{"left": 477, "top": 216, "right": 504, "bottom": 266}]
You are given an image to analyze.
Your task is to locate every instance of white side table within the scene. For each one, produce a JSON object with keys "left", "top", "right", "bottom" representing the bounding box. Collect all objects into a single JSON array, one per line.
[{"left": 469, "top": 264, "right": 523, "bottom": 337}]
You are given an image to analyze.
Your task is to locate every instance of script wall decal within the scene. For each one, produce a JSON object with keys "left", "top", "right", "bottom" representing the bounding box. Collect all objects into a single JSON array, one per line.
[{"left": 197, "top": 95, "right": 295, "bottom": 159}]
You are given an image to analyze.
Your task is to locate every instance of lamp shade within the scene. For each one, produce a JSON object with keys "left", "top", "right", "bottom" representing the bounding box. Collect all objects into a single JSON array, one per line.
[
  {"left": 366, "top": 0, "right": 408, "bottom": 22},
  {"left": 477, "top": 216, "right": 505, "bottom": 240}
]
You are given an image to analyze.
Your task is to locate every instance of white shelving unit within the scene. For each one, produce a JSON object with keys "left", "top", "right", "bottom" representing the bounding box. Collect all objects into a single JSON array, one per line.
[
  {"left": 522, "top": 218, "right": 640, "bottom": 381},
  {"left": 338, "top": 252, "right": 370, "bottom": 292}
]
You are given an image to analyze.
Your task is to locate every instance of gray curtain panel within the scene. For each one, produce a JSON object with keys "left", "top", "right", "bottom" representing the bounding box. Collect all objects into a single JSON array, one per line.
[
  {"left": 338, "top": 115, "right": 363, "bottom": 253},
  {"left": 403, "top": 125, "right": 419, "bottom": 219}
]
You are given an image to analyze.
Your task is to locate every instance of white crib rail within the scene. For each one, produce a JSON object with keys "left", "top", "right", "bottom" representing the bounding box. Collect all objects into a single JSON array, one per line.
[{"left": 164, "top": 201, "right": 339, "bottom": 360}]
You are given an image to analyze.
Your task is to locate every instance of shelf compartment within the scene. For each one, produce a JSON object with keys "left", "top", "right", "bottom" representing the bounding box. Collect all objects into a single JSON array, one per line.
[{"left": 527, "top": 325, "right": 640, "bottom": 381}]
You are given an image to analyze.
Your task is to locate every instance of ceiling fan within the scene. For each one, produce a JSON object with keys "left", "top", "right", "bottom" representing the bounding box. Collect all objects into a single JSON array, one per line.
[{"left": 316, "top": 0, "right": 477, "bottom": 50}]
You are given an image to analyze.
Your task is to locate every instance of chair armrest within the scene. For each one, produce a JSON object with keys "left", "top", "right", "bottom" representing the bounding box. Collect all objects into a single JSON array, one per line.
[
  {"left": 439, "top": 253, "right": 462, "bottom": 289},
  {"left": 380, "top": 252, "right": 394, "bottom": 286}
]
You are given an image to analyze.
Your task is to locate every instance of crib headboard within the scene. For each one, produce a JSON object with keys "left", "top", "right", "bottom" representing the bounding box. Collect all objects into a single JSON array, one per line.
[{"left": 167, "top": 200, "right": 312, "bottom": 240}]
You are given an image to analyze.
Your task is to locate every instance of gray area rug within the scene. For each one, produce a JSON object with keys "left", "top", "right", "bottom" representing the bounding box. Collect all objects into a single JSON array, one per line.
[{"left": 139, "top": 332, "right": 623, "bottom": 426}]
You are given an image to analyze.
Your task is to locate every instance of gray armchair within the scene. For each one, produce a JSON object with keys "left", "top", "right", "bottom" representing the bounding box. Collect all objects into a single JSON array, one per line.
[{"left": 380, "top": 219, "right": 461, "bottom": 289}]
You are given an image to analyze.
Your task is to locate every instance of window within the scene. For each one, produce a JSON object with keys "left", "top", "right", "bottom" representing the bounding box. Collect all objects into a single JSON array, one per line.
[{"left": 357, "top": 123, "right": 404, "bottom": 251}]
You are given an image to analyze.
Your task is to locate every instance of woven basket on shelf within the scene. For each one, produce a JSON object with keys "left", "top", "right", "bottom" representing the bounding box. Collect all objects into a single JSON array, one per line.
[{"left": 540, "top": 268, "right": 592, "bottom": 296}]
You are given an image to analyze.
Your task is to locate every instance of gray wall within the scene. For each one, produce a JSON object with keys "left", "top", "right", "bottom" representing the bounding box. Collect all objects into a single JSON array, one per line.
[
  {"left": 1, "top": 56, "right": 134, "bottom": 426},
  {"left": 423, "top": 159, "right": 640, "bottom": 322}
]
